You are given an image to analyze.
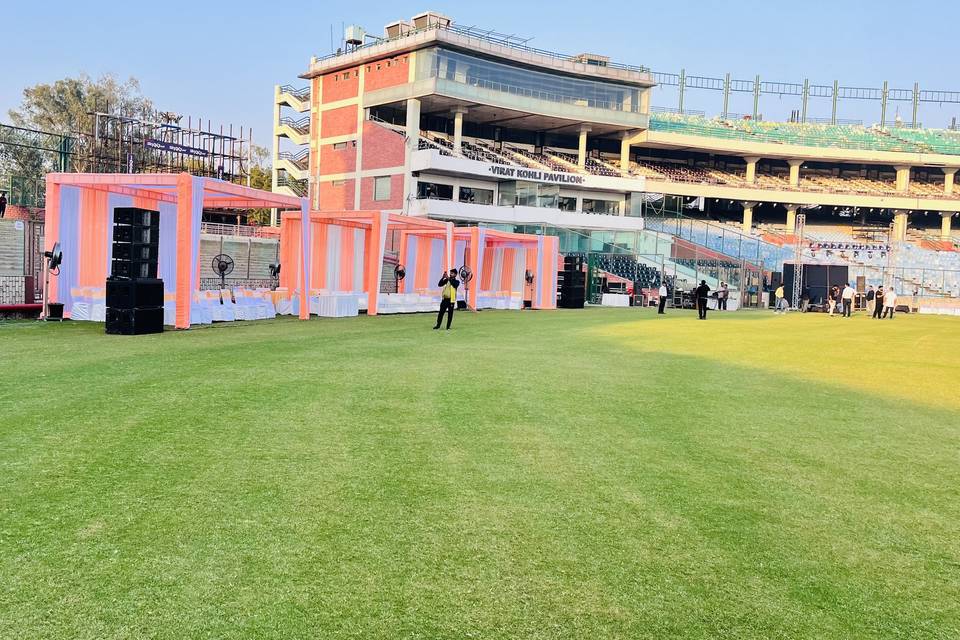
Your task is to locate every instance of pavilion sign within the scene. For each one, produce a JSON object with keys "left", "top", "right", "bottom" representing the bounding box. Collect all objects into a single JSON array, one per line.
[{"left": 488, "top": 165, "right": 586, "bottom": 185}]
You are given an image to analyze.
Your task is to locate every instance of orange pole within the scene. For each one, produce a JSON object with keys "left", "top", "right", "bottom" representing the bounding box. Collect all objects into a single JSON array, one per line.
[
  {"left": 365, "top": 212, "right": 385, "bottom": 315},
  {"left": 41, "top": 179, "right": 61, "bottom": 317},
  {"left": 468, "top": 227, "right": 480, "bottom": 310},
  {"left": 174, "top": 173, "right": 193, "bottom": 329}
]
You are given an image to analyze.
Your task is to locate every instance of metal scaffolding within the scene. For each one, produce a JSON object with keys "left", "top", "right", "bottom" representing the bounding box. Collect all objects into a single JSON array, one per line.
[
  {"left": 79, "top": 108, "right": 253, "bottom": 183},
  {"left": 652, "top": 69, "right": 960, "bottom": 128}
]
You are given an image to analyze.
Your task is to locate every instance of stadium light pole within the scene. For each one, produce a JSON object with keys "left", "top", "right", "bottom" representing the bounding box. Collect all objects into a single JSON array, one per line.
[
  {"left": 753, "top": 75, "right": 761, "bottom": 120},
  {"left": 912, "top": 82, "right": 920, "bottom": 128},
  {"left": 801, "top": 79, "right": 809, "bottom": 124},
  {"left": 831, "top": 80, "right": 839, "bottom": 125},
  {"left": 678, "top": 68, "right": 686, "bottom": 114},
  {"left": 880, "top": 81, "right": 889, "bottom": 129},
  {"left": 722, "top": 73, "right": 730, "bottom": 120}
]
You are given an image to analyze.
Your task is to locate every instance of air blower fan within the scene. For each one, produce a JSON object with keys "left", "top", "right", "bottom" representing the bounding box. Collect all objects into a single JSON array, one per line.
[
  {"left": 523, "top": 269, "right": 535, "bottom": 310},
  {"left": 458, "top": 265, "right": 474, "bottom": 311},
  {"left": 268, "top": 263, "right": 281, "bottom": 290},
  {"left": 212, "top": 254, "right": 235, "bottom": 289},
  {"left": 394, "top": 263, "right": 406, "bottom": 284},
  {"left": 41, "top": 242, "right": 64, "bottom": 320}
]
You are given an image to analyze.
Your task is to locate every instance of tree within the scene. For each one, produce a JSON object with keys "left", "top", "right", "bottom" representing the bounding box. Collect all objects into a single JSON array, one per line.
[
  {"left": 8, "top": 74, "right": 153, "bottom": 173},
  {"left": 245, "top": 144, "right": 273, "bottom": 225},
  {"left": 8, "top": 74, "right": 153, "bottom": 135}
]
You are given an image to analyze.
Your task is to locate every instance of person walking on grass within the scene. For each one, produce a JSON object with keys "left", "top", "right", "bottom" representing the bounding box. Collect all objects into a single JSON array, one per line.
[
  {"left": 695, "top": 280, "right": 710, "bottom": 320},
  {"left": 882, "top": 288, "right": 898, "bottom": 319},
  {"left": 658, "top": 282, "right": 668, "bottom": 314},
  {"left": 841, "top": 282, "right": 855, "bottom": 317},
  {"left": 866, "top": 285, "right": 876, "bottom": 316},
  {"left": 433, "top": 268, "right": 459, "bottom": 330},
  {"left": 774, "top": 284, "right": 789, "bottom": 313},
  {"left": 873, "top": 286, "right": 885, "bottom": 319}
]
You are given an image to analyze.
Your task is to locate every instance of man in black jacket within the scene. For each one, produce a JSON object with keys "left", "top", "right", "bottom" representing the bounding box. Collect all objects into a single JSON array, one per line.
[
  {"left": 433, "top": 268, "right": 460, "bottom": 330},
  {"left": 873, "top": 286, "right": 885, "bottom": 319},
  {"left": 695, "top": 280, "right": 711, "bottom": 320}
]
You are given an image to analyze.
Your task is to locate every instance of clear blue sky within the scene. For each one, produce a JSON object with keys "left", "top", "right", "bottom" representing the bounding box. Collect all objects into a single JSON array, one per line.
[{"left": 4, "top": 0, "right": 960, "bottom": 148}]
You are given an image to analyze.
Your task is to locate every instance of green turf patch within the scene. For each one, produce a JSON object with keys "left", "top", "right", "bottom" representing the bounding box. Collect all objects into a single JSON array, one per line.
[{"left": 1, "top": 309, "right": 959, "bottom": 638}]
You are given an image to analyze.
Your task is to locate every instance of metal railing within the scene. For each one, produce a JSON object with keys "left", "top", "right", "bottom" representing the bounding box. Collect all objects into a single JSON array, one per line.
[
  {"left": 643, "top": 211, "right": 791, "bottom": 270},
  {"left": 278, "top": 116, "right": 310, "bottom": 134},
  {"left": 201, "top": 222, "right": 277, "bottom": 238},
  {"left": 0, "top": 175, "right": 46, "bottom": 208},
  {"left": 277, "top": 173, "right": 307, "bottom": 197},
  {"left": 278, "top": 84, "right": 310, "bottom": 100},
  {"left": 315, "top": 22, "right": 650, "bottom": 74},
  {"left": 277, "top": 149, "right": 309, "bottom": 168},
  {"left": 200, "top": 278, "right": 276, "bottom": 291}
]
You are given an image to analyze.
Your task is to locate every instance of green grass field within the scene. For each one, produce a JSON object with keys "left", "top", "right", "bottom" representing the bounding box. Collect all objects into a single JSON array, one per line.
[{"left": 2, "top": 308, "right": 959, "bottom": 639}]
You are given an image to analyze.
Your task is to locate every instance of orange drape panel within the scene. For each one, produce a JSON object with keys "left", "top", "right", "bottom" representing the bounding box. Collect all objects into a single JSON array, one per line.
[
  {"left": 279, "top": 217, "right": 298, "bottom": 290},
  {"left": 500, "top": 248, "right": 516, "bottom": 292},
  {"left": 414, "top": 237, "right": 432, "bottom": 290},
  {"left": 78, "top": 189, "right": 109, "bottom": 287},
  {"left": 339, "top": 226, "right": 355, "bottom": 292},
  {"left": 311, "top": 223, "right": 328, "bottom": 290},
  {"left": 481, "top": 246, "right": 495, "bottom": 291}
]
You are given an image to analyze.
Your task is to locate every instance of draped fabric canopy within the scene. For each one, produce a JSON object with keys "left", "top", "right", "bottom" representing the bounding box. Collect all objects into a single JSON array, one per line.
[
  {"left": 398, "top": 227, "right": 558, "bottom": 310},
  {"left": 44, "top": 173, "right": 304, "bottom": 329},
  {"left": 279, "top": 210, "right": 455, "bottom": 317}
]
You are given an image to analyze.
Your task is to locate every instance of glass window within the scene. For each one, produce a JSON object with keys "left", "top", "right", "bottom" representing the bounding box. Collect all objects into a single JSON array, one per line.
[
  {"left": 459, "top": 187, "right": 494, "bottom": 205},
  {"left": 497, "top": 182, "right": 515, "bottom": 207},
  {"left": 374, "top": 176, "right": 391, "bottom": 201},
  {"left": 416, "top": 48, "right": 640, "bottom": 113},
  {"left": 537, "top": 184, "right": 559, "bottom": 209},
  {"left": 583, "top": 199, "right": 620, "bottom": 215},
  {"left": 498, "top": 181, "right": 564, "bottom": 208},
  {"left": 417, "top": 182, "right": 453, "bottom": 200},
  {"left": 558, "top": 196, "right": 577, "bottom": 211}
]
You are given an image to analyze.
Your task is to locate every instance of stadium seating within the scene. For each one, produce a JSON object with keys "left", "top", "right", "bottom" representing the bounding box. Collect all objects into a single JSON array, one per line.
[{"left": 648, "top": 112, "right": 931, "bottom": 153}]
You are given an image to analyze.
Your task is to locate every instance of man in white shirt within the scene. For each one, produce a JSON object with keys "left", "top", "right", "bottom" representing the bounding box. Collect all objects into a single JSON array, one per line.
[
  {"left": 658, "top": 283, "right": 668, "bottom": 314},
  {"left": 841, "top": 283, "right": 856, "bottom": 317},
  {"left": 882, "top": 288, "right": 898, "bottom": 319}
]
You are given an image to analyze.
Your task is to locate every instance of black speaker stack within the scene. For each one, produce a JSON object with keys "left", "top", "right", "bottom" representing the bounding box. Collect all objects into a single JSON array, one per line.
[
  {"left": 106, "top": 207, "right": 164, "bottom": 335},
  {"left": 558, "top": 255, "right": 585, "bottom": 309}
]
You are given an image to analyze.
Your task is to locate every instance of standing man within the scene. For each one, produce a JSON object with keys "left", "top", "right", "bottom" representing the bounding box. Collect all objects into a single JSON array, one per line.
[
  {"left": 695, "top": 280, "right": 710, "bottom": 320},
  {"left": 873, "top": 286, "right": 885, "bottom": 319},
  {"left": 866, "top": 286, "right": 876, "bottom": 317},
  {"left": 433, "top": 268, "right": 459, "bottom": 330},
  {"left": 828, "top": 285, "right": 839, "bottom": 316},
  {"left": 658, "top": 282, "right": 668, "bottom": 314},
  {"left": 0, "top": 191, "right": 7, "bottom": 219},
  {"left": 882, "top": 288, "right": 897, "bottom": 319},
  {"left": 774, "top": 283, "right": 789, "bottom": 313},
  {"left": 841, "top": 282, "right": 855, "bottom": 317},
  {"left": 717, "top": 282, "right": 729, "bottom": 311}
]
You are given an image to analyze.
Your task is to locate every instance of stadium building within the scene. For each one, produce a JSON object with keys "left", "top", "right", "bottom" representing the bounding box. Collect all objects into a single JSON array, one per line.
[{"left": 273, "top": 11, "right": 960, "bottom": 303}]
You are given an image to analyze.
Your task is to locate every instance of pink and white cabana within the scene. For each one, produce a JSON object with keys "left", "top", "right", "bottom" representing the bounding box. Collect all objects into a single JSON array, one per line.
[
  {"left": 278, "top": 210, "right": 455, "bottom": 317},
  {"left": 398, "top": 226, "right": 558, "bottom": 310},
  {"left": 43, "top": 172, "right": 304, "bottom": 329}
]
